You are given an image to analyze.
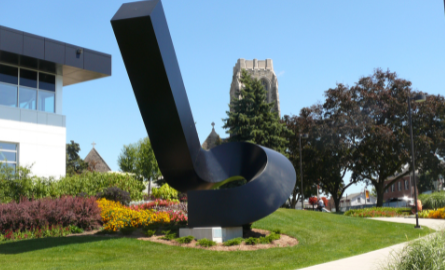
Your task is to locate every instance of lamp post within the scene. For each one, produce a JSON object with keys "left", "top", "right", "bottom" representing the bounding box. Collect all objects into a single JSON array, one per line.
[
  {"left": 408, "top": 93, "right": 426, "bottom": 229},
  {"left": 299, "top": 133, "right": 309, "bottom": 210}
]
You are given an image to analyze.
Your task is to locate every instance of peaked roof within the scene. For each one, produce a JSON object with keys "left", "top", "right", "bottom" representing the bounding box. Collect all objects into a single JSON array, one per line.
[
  {"left": 202, "top": 123, "right": 221, "bottom": 150},
  {"left": 84, "top": 147, "right": 111, "bottom": 172}
]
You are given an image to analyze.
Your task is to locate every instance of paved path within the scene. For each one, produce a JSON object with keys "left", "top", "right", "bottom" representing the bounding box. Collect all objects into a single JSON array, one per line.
[{"left": 297, "top": 218, "right": 445, "bottom": 270}]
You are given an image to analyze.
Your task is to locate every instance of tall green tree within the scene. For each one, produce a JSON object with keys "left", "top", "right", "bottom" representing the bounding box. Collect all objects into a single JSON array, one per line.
[
  {"left": 223, "top": 69, "right": 292, "bottom": 154},
  {"left": 118, "top": 137, "right": 162, "bottom": 193},
  {"left": 66, "top": 141, "right": 87, "bottom": 175}
]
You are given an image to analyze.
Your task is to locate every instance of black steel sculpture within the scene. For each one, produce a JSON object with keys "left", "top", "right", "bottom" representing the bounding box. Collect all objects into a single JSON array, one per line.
[{"left": 111, "top": 0, "right": 296, "bottom": 227}]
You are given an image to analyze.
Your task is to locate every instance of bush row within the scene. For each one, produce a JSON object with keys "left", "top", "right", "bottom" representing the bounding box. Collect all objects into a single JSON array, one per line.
[
  {"left": 0, "top": 166, "right": 145, "bottom": 203},
  {"left": 0, "top": 196, "right": 101, "bottom": 234},
  {"left": 419, "top": 192, "right": 445, "bottom": 209},
  {"left": 344, "top": 207, "right": 410, "bottom": 218}
]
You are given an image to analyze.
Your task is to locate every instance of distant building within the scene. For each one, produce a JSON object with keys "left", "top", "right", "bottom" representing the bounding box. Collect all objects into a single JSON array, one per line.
[
  {"left": 229, "top": 59, "right": 280, "bottom": 117},
  {"left": 84, "top": 144, "right": 111, "bottom": 172},
  {"left": 328, "top": 192, "right": 377, "bottom": 212},
  {"left": 202, "top": 122, "right": 221, "bottom": 150}
]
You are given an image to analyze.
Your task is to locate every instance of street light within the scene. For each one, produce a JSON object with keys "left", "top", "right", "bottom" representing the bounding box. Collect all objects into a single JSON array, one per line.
[
  {"left": 299, "top": 133, "right": 309, "bottom": 210},
  {"left": 408, "top": 93, "right": 426, "bottom": 229}
]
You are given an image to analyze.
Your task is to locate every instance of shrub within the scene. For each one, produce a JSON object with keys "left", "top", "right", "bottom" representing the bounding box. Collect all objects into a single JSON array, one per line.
[
  {"left": 143, "top": 229, "right": 155, "bottom": 237},
  {"left": 426, "top": 208, "right": 445, "bottom": 219},
  {"left": 129, "top": 199, "right": 178, "bottom": 211},
  {"left": 69, "top": 225, "right": 84, "bottom": 234},
  {"left": 151, "top": 184, "right": 178, "bottom": 201},
  {"left": 197, "top": 238, "right": 216, "bottom": 247},
  {"left": 0, "top": 169, "right": 145, "bottom": 203},
  {"left": 245, "top": 237, "right": 259, "bottom": 245},
  {"left": 160, "top": 230, "right": 177, "bottom": 240},
  {"left": 419, "top": 192, "right": 445, "bottom": 209},
  {"left": 0, "top": 196, "right": 101, "bottom": 234},
  {"left": 267, "top": 233, "right": 281, "bottom": 241},
  {"left": 176, "top": 235, "right": 194, "bottom": 244},
  {"left": 223, "top": 237, "right": 243, "bottom": 246},
  {"left": 120, "top": 226, "right": 137, "bottom": 235},
  {"left": 272, "top": 229, "right": 282, "bottom": 234},
  {"left": 344, "top": 207, "right": 410, "bottom": 218},
  {"left": 383, "top": 231, "right": 445, "bottom": 270},
  {"left": 96, "top": 187, "right": 131, "bottom": 206},
  {"left": 259, "top": 236, "right": 271, "bottom": 244}
]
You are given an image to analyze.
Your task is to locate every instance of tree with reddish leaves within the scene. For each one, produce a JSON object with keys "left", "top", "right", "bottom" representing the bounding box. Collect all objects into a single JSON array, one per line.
[{"left": 324, "top": 69, "right": 445, "bottom": 206}]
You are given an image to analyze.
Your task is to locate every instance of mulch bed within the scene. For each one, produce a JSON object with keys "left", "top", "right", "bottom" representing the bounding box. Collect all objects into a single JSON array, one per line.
[{"left": 69, "top": 228, "right": 298, "bottom": 251}]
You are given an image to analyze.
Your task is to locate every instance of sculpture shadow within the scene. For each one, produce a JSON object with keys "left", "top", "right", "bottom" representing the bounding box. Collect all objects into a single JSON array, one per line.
[{"left": 0, "top": 235, "right": 116, "bottom": 255}]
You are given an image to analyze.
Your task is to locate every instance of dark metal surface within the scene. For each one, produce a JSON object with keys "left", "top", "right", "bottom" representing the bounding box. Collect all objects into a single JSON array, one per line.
[{"left": 111, "top": 0, "right": 296, "bottom": 227}]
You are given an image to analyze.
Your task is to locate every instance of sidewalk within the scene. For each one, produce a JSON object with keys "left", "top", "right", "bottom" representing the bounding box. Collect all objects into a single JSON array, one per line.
[{"left": 297, "top": 218, "right": 445, "bottom": 270}]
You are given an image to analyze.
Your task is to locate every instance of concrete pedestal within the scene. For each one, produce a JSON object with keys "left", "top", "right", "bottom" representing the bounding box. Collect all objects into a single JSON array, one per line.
[{"left": 179, "top": 227, "right": 242, "bottom": 243}]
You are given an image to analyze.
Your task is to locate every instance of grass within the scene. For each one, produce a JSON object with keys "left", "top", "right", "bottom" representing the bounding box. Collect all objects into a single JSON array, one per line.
[{"left": 0, "top": 209, "right": 433, "bottom": 270}]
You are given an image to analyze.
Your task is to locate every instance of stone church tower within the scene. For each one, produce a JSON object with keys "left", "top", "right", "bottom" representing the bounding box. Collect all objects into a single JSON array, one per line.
[{"left": 229, "top": 59, "right": 280, "bottom": 117}]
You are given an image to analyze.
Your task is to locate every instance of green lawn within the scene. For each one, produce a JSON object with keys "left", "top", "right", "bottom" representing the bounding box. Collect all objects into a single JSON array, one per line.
[{"left": 0, "top": 209, "right": 432, "bottom": 270}]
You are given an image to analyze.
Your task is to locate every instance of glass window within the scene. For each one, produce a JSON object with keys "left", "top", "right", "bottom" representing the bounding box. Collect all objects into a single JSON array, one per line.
[
  {"left": 0, "top": 142, "right": 16, "bottom": 151},
  {"left": 20, "top": 69, "right": 37, "bottom": 88},
  {"left": 357, "top": 197, "right": 361, "bottom": 203},
  {"left": 0, "top": 83, "right": 17, "bottom": 107},
  {"left": 391, "top": 184, "right": 395, "bottom": 192},
  {"left": 0, "top": 151, "right": 16, "bottom": 161},
  {"left": 405, "top": 180, "right": 409, "bottom": 190},
  {"left": 0, "top": 64, "right": 18, "bottom": 85},
  {"left": 0, "top": 142, "right": 18, "bottom": 169},
  {"left": 38, "top": 90, "right": 55, "bottom": 113},
  {"left": 398, "top": 182, "right": 402, "bottom": 191},
  {"left": 19, "top": 87, "right": 37, "bottom": 110},
  {"left": 39, "top": 73, "right": 55, "bottom": 91}
]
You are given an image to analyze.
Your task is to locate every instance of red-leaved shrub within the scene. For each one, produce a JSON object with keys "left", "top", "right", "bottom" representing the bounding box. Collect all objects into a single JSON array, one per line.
[{"left": 0, "top": 196, "right": 101, "bottom": 234}]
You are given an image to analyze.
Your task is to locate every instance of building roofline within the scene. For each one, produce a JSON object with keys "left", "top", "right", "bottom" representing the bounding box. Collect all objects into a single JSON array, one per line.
[{"left": 0, "top": 25, "right": 111, "bottom": 86}]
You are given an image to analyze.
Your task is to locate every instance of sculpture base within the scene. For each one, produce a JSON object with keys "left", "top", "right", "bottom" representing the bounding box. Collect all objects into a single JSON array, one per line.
[{"left": 179, "top": 227, "right": 242, "bottom": 243}]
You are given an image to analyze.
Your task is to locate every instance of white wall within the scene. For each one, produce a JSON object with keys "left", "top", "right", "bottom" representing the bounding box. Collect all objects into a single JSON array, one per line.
[{"left": 0, "top": 118, "right": 66, "bottom": 179}]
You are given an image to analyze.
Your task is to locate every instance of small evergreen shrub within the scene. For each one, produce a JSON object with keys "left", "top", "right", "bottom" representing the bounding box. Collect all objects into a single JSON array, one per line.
[
  {"left": 272, "top": 229, "right": 282, "bottom": 234},
  {"left": 223, "top": 237, "right": 243, "bottom": 246},
  {"left": 151, "top": 184, "right": 179, "bottom": 201},
  {"left": 69, "top": 225, "right": 84, "bottom": 234},
  {"left": 143, "top": 229, "right": 156, "bottom": 237},
  {"left": 267, "top": 233, "right": 281, "bottom": 241},
  {"left": 96, "top": 187, "right": 131, "bottom": 206},
  {"left": 176, "top": 235, "right": 194, "bottom": 244},
  {"left": 245, "top": 237, "right": 259, "bottom": 245},
  {"left": 160, "top": 230, "right": 177, "bottom": 240},
  {"left": 259, "top": 236, "right": 271, "bottom": 244},
  {"left": 196, "top": 238, "right": 216, "bottom": 247}
]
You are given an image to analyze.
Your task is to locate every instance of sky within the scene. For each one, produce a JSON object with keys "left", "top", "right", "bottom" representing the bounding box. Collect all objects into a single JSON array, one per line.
[{"left": 0, "top": 0, "right": 444, "bottom": 196}]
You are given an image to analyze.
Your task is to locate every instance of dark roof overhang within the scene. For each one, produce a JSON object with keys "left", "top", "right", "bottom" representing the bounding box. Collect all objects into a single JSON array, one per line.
[{"left": 0, "top": 25, "right": 111, "bottom": 86}]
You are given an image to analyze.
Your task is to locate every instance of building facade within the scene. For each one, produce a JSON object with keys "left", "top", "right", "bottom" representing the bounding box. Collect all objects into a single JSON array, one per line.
[
  {"left": 229, "top": 59, "right": 280, "bottom": 117},
  {"left": 0, "top": 25, "right": 111, "bottom": 179}
]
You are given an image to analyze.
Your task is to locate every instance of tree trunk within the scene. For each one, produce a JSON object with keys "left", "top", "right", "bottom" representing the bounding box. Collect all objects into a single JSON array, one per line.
[
  {"left": 333, "top": 196, "right": 341, "bottom": 212},
  {"left": 374, "top": 181, "right": 385, "bottom": 207},
  {"left": 290, "top": 193, "right": 300, "bottom": 209}
]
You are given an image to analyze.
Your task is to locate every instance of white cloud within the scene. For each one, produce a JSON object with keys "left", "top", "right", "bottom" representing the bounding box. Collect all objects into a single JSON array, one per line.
[{"left": 276, "top": 71, "right": 285, "bottom": 77}]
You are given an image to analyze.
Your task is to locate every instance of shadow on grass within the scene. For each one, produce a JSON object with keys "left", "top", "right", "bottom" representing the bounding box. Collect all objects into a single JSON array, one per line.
[{"left": 0, "top": 235, "right": 116, "bottom": 254}]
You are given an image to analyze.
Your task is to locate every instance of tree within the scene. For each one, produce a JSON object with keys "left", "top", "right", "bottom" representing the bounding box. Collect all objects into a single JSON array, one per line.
[
  {"left": 223, "top": 69, "right": 292, "bottom": 154},
  {"left": 118, "top": 137, "right": 162, "bottom": 193},
  {"left": 324, "top": 69, "right": 445, "bottom": 206},
  {"left": 66, "top": 141, "right": 87, "bottom": 175},
  {"left": 284, "top": 101, "right": 357, "bottom": 212}
]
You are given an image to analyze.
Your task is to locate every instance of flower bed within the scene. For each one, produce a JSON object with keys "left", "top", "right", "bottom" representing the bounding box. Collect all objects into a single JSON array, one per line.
[
  {"left": 129, "top": 199, "right": 178, "bottom": 211},
  {"left": 97, "top": 198, "right": 179, "bottom": 232},
  {"left": 344, "top": 207, "right": 410, "bottom": 218},
  {"left": 419, "top": 208, "right": 445, "bottom": 219}
]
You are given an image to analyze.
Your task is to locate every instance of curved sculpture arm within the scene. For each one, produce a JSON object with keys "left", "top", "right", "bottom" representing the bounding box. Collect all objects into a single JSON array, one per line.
[{"left": 111, "top": 0, "right": 296, "bottom": 227}]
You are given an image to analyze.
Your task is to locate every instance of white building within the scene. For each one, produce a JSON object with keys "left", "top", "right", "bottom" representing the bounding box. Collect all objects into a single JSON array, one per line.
[
  {"left": 338, "top": 192, "right": 377, "bottom": 210},
  {"left": 0, "top": 25, "right": 111, "bottom": 178}
]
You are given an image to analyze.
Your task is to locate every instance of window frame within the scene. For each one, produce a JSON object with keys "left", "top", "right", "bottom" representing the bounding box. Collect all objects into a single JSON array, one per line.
[
  {"left": 0, "top": 141, "right": 19, "bottom": 169},
  {"left": 0, "top": 62, "right": 56, "bottom": 113}
]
